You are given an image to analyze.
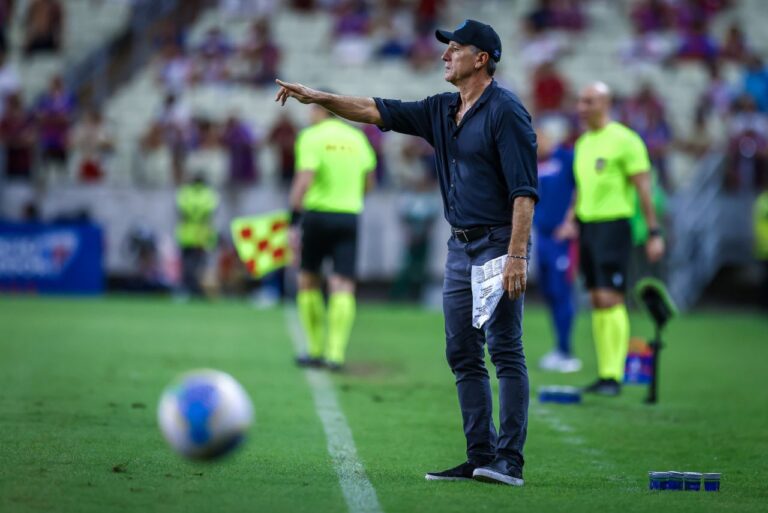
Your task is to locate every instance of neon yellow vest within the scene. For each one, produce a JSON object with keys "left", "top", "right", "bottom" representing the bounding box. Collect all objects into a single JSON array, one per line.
[{"left": 176, "top": 183, "right": 219, "bottom": 249}]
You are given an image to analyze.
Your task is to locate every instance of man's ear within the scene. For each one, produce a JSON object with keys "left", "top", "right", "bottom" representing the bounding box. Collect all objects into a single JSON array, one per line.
[{"left": 476, "top": 52, "right": 489, "bottom": 70}]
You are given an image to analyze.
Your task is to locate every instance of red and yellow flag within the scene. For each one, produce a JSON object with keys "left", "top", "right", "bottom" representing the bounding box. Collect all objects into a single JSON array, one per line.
[{"left": 230, "top": 210, "right": 291, "bottom": 279}]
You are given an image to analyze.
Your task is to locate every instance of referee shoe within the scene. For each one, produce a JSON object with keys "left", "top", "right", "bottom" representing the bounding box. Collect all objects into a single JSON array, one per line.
[
  {"left": 583, "top": 378, "right": 621, "bottom": 396},
  {"left": 295, "top": 355, "right": 325, "bottom": 368}
]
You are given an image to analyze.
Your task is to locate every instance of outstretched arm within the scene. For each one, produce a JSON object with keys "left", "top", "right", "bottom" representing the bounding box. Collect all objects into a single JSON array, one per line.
[{"left": 275, "top": 80, "right": 382, "bottom": 125}]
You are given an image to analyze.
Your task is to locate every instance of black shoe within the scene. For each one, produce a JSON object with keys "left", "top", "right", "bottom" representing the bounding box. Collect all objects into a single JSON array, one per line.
[
  {"left": 473, "top": 458, "right": 524, "bottom": 486},
  {"left": 425, "top": 461, "right": 482, "bottom": 481},
  {"left": 326, "top": 361, "right": 344, "bottom": 373},
  {"left": 295, "top": 355, "right": 325, "bottom": 368},
  {"left": 583, "top": 378, "right": 621, "bottom": 396}
]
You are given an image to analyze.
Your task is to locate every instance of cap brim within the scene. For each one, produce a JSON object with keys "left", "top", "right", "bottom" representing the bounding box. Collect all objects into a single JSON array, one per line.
[{"left": 435, "top": 29, "right": 452, "bottom": 44}]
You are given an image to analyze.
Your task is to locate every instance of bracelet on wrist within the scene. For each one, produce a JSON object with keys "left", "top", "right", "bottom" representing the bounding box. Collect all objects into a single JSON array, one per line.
[
  {"left": 648, "top": 227, "right": 662, "bottom": 238},
  {"left": 290, "top": 209, "right": 303, "bottom": 226},
  {"left": 507, "top": 254, "right": 529, "bottom": 261}
]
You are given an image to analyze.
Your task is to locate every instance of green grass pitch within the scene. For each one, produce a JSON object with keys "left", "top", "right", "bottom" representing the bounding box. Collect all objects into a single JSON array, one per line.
[{"left": 1, "top": 296, "right": 766, "bottom": 513}]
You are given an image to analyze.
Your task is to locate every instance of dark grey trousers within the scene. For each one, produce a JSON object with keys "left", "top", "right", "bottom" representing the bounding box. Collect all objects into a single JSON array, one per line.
[{"left": 442, "top": 226, "right": 529, "bottom": 469}]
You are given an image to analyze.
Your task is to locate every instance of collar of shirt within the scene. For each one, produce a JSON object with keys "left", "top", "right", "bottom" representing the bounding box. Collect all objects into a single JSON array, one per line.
[{"left": 447, "top": 80, "right": 497, "bottom": 123}]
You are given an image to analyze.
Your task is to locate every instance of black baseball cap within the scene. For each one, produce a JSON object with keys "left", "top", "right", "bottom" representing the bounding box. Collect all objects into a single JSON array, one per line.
[{"left": 435, "top": 19, "right": 502, "bottom": 62}]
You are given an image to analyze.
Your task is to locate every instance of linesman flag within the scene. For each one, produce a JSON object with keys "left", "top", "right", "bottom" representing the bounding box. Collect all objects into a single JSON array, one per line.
[{"left": 231, "top": 210, "right": 291, "bottom": 279}]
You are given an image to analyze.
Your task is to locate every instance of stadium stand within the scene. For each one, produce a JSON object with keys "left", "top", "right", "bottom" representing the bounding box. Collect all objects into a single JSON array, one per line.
[{"left": 7, "top": 0, "right": 133, "bottom": 101}]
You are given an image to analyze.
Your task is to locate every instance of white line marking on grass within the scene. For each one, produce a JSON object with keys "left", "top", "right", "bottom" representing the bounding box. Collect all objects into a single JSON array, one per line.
[
  {"left": 534, "top": 405, "right": 614, "bottom": 470},
  {"left": 285, "top": 307, "right": 383, "bottom": 513}
]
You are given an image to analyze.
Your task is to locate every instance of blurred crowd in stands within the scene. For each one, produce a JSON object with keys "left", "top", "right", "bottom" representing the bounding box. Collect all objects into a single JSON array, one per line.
[
  {"left": 525, "top": 0, "right": 767, "bottom": 192},
  {"left": 0, "top": 0, "right": 766, "bottom": 195}
]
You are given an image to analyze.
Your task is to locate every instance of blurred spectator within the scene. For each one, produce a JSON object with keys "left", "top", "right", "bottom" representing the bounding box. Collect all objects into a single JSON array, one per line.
[
  {"left": 742, "top": 54, "right": 768, "bottom": 113},
  {"left": 414, "top": 0, "right": 444, "bottom": 29},
  {"left": 620, "top": 84, "right": 673, "bottom": 189},
  {"left": 620, "top": 25, "right": 675, "bottom": 67},
  {"left": 196, "top": 26, "right": 233, "bottom": 60},
  {"left": 23, "top": 0, "right": 63, "bottom": 56},
  {"left": 674, "top": 19, "right": 718, "bottom": 61},
  {"left": 332, "top": 0, "right": 373, "bottom": 65},
  {"left": 241, "top": 18, "right": 281, "bottom": 86},
  {"left": 630, "top": 0, "right": 673, "bottom": 33},
  {"left": 671, "top": 0, "right": 707, "bottom": 30},
  {"left": 532, "top": 61, "right": 568, "bottom": 115},
  {"left": 552, "top": 0, "right": 586, "bottom": 30},
  {"left": 525, "top": 0, "right": 584, "bottom": 32},
  {"left": 698, "top": 60, "right": 734, "bottom": 117},
  {"left": 267, "top": 112, "right": 298, "bottom": 186},
  {"left": 0, "top": 48, "right": 20, "bottom": 115},
  {"left": 374, "top": 1, "right": 414, "bottom": 59},
  {"left": 720, "top": 22, "right": 749, "bottom": 62},
  {"left": 135, "top": 121, "right": 174, "bottom": 187},
  {"left": 35, "top": 75, "right": 75, "bottom": 176},
  {"left": 526, "top": 0, "right": 556, "bottom": 32},
  {"left": 191, "top": 27, "right": 233, "bottom": 84},
  {"left": 0, "top": 93, "right": 35, "bottom": 180},
  {"left": 376, "top": 20, "right": 409, "bottom": 59},
  {"left": 158, "top": 43, "right": 191, "bottom": 93},
  {"left": 726, "top": 94, "right": 768, "bottom": 191},
  {"left": 185, "top": 119, "right": 227, "bottom": 188},
  {"left": 0, "top": 0, "right": 14, "bottom": 52},
  {"left": 222, "top": 113, "right": 259, "bottom": 185},
  {"left": 363, "top": 123, "right": 387, "bottom": 185},
  {"left": 156, "top": 93, "right": 190, "bottom": 183},
  {"left": 190, "top": 48, "right": 231, "bottom": 86},
  {"left": 71, "top": 108, "right": 114, "bottom": 183}
]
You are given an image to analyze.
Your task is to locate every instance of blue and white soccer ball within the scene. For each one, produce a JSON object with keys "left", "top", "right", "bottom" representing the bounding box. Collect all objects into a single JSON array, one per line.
[{"left": 158, "top": 369, "right": 254, "bottom": 460}]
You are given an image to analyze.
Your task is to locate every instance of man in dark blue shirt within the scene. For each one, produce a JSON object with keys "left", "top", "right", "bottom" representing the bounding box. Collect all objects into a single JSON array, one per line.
[{"left": 275, "top": 19, "right": 538, "bottom": 487}]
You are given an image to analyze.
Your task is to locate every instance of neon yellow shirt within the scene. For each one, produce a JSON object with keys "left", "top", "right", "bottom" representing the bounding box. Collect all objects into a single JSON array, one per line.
[
  {"left": 295, "top": 118, "right": 376, "bottom": 214},
  {"left": 574, "top": 122, "right": 650, "bottom": 222}
]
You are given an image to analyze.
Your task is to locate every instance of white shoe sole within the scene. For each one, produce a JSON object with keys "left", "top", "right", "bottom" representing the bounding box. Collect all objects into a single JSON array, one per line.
[
  {"left": 425, "top": 474, "right": 473, "bottom": 481},
  {"left": 472, "top": 468, "right": 524, "bottom": 486}
]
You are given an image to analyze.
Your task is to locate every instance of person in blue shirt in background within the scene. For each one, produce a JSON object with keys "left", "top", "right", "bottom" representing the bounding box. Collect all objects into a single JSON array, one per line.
[{"left": 534, "top": 128, "right": 581, "bottom": 373}]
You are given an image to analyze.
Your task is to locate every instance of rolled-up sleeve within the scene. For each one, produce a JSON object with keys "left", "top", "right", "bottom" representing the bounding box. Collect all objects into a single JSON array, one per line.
[
  {"left": 373, "top": 97, "right": 435, "bottom": 145},
  {"left": 494, "top": 101, "right": 539, "bottom": 203}
]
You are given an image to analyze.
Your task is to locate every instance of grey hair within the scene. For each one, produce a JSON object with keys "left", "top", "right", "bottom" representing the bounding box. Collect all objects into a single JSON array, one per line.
[{"left": 470, "top": 45, "right": 497, "bottom": 77}]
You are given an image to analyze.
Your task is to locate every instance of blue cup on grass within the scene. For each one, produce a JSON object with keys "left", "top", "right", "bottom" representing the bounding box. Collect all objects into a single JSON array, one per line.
[
  {"left": 684, "top": 472, "right": 702, "bottom": 491},
  {"left": 667, "top": 471, "right": 684, "bottom": 490},
  {"left": 703, "top": 473, "right": 721, "bottom": 492},
  {"left": 649, "top": 471, "right": 668, "bottom": 490},
  {"left": 538, "top": 386, "right": 581, "bottom": 404}
]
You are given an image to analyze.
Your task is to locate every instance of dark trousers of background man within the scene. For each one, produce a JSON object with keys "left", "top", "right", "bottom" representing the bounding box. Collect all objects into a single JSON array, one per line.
[
  {"left": 442, "top": 226, "right": 529, "bottom": 470},
  {"left": 181, "top": 247, "right": 207, "bottom": 296}
]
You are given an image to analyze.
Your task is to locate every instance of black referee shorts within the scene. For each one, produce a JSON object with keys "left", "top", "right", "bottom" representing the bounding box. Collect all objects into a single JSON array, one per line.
[
  {"left": 578, "top": 219, "right": 632, "bottom": 292},
  {"left": 300, "top": 210, "right": 359, "bottom": 279}
]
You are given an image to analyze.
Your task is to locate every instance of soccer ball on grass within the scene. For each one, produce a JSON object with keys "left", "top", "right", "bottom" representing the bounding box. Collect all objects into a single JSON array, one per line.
[{"left": 157, "top": 369, "right": 253, "bottom": 460}]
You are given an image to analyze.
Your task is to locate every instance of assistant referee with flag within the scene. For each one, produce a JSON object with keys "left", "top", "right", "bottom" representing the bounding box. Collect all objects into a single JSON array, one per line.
[
  {"left": 290, "top": 104, "right": 376, "bottom": 372},
  {"left": 559, "top": 82, "right": 665, "bottom": 396}
]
